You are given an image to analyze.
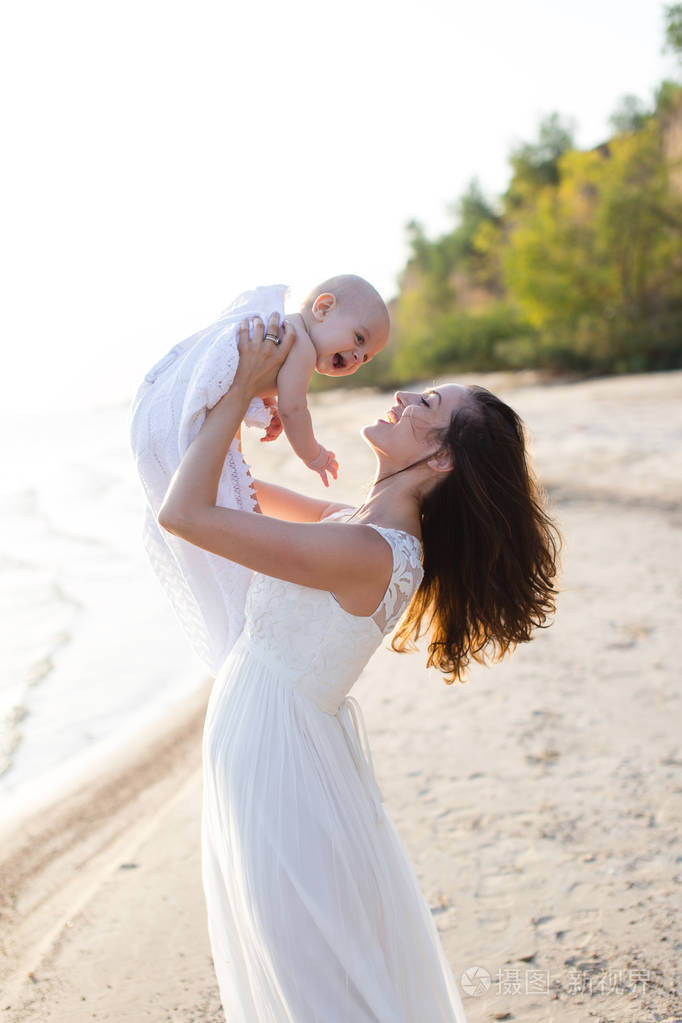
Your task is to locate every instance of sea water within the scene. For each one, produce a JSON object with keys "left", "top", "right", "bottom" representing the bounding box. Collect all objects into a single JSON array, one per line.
[{"left": 0, "top": 401, "right": 206, "bottom": 815}]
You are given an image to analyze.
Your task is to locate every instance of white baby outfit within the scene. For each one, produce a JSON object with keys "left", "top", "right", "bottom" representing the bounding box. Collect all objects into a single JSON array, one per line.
[{"left": 129, "top": 284, "right": 288, "bottom": 673}]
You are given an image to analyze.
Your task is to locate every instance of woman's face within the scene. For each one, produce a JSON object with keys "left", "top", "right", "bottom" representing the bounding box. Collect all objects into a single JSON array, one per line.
[{"left": 362, "top": 384, "right": 473, "bottom": 471}]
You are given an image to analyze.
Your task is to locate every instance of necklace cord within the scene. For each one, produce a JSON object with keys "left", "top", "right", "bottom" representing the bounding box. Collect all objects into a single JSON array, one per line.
[{"left": 344, "top": 450, "right": 441, "bottom": 524}]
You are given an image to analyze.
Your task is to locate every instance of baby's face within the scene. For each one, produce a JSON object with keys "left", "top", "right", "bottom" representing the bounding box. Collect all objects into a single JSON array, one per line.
[{"left": 310, "top": 305, "right": 389, "bottom": 377}]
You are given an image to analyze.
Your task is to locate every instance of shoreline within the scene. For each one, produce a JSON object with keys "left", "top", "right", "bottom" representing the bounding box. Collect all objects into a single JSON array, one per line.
[
  {"left": 0, "top": 680, "right": 214, "bottom": 1017},
  {"left": 0, "top": 672, "right": 211, "bottom": 838}
]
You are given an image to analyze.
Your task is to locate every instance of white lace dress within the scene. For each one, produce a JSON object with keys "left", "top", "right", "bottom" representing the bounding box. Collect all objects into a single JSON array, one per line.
[{"left": 201, "top": 512, "right": 468, "bottom": 1022}]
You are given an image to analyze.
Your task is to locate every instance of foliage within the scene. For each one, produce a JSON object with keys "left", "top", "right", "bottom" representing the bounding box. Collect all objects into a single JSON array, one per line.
[
  {"left": 656, "top": 78, "right": 682, "bottom": 114},
  {"left": 399, "top": 179, "right": 499, "bottom": 306},
  {"left": 609, "top": 94, "right": 650, "bottom": 133},
  {"left": 503, "top": 119, "right": 682, "bottom": 326},
  {"left": 504, "top": 113, "right": 576, "bottom": 207},
  {"left": 311, "top": 8, "right": 682, "bottom": 393},
  {"left": 665, "top": 3, "right": 682, "bottom": 57},
  {"left": 371, "top": 70, "right": 682, "bottom": 383}
]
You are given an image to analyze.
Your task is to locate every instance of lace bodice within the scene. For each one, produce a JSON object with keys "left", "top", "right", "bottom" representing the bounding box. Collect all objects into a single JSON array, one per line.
[{"left": 242, "top": 516, "right": 423, "bottom": 716}]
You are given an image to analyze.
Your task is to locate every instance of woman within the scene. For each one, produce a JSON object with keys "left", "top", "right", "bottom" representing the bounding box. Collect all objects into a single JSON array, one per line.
[{"left": 159, "top": 312, "right": 560, "bottom": 1021}]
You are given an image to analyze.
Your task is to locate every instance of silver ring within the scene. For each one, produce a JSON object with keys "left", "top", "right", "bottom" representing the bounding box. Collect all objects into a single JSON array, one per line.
[{"left": 264, "top": 332, "right": 281, "bottom": 345}]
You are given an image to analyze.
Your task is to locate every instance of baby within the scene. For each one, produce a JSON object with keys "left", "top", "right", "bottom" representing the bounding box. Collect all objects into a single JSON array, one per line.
[
  {"left": 260, "top": 274, "right": 390, "bottom": 486},
  {"left": 130, "top": 273, "right": 388, "bottom": 673}
]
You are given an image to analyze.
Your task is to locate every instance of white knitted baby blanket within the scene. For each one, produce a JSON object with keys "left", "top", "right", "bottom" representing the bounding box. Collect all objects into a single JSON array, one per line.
[{"left": 129, "top": 284, "right": 288, "bottom": 675}]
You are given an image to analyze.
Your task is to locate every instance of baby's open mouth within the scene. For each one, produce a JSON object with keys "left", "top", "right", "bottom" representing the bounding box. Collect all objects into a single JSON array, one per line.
[{"left": 332, "top": 353, "right": 346, "bottom": 370}]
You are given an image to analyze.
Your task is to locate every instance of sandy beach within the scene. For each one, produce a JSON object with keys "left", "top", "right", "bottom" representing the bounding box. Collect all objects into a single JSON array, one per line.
[{"left": 1, "top": 370, "right": 681, "bottom": 1022}]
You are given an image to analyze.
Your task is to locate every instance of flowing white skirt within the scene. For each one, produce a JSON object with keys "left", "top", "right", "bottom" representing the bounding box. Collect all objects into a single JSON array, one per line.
[{"left": 201, "top": 633, "right": 469, "bottom": 1022}]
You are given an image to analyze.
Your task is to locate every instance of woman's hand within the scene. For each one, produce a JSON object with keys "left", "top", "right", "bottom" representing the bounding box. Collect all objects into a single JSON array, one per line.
[
  {"left": 233, "top": 312, "right": 295, "bottom": 399},
  {"left": 158, "top": 312, "right": 293, "bottom": 528}
]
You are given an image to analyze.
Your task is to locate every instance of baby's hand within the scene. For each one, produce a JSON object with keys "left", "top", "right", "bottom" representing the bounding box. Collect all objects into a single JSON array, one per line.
[
  {"left": 305, "top": 445, "right": 339, "bottom": 488},
  {"left": 260, "top": 396, "right": 283, "bottom": 443}
]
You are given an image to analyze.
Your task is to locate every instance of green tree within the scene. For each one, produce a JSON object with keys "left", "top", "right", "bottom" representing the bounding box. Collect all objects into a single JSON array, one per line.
[
  {"left": 505, "top": 112, "right": 576, "bottom": 208},
  {"left": 665, "top": 2, "right": 682, "bottom": 57},
  {"left": 365, "top": 7, "right": 682, "bottom": 386},
  {"left": 655, "top": 79, "right": 682, "bottom": 114},
  {"left": 609, "top": 94, "right": 650, "bottom": 133},
  {"left": 502, "top": 117, "right": 682, "bottom": 369},
  {"left": 399, "top": 179, "right": 498, "bottom": 304}
]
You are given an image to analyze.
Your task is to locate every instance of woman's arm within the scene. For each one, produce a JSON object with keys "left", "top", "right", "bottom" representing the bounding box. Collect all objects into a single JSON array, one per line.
[
  {"left": 252, "top": 479, "right": 350, "bottom": 523},
  {"left": 158, "top": 314, "right": 391, "bottom": 615}
]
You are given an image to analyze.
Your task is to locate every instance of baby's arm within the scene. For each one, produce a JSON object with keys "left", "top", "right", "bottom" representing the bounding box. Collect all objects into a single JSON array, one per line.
[{"left": 277, "top": 334, "right": 338, "bottom": 486}]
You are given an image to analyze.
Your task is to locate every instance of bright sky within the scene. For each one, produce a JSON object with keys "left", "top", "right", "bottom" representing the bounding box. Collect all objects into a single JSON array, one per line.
[{"left": 1, "top": 0, "right": 675, "bottom": 413}]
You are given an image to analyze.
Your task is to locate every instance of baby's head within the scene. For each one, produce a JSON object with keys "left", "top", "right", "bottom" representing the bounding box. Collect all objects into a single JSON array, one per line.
[{"left": 300, "top": 274, "right": 390, "bottom": 376}]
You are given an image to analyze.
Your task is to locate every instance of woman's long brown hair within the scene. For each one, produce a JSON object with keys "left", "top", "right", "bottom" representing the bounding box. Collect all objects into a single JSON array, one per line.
[{"left": 392, "top": 385, "right": 561, "bottom": 683}]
